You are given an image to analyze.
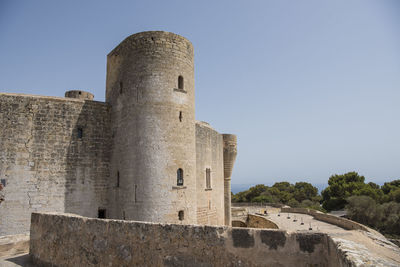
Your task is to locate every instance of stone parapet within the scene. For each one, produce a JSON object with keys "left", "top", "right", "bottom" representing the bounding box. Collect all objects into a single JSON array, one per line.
[
  {"left": 281, "top": 207, "right": 370, "bottom": 231},
  {"left": 30, "top": 212, "right": 352, "bottom": 267}
]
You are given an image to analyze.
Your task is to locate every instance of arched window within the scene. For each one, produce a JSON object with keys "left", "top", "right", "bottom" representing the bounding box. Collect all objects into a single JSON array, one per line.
[
  {"left": 178, "top": 76, "right": 184, "bottom": 90},
  {"left": 177, "top": 168, "right": 184, "bottom": 186}
]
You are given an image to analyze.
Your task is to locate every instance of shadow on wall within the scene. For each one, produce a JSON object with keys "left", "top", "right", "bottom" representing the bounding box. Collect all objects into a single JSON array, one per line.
[
  {"left": 64, "top": 99, "right": 111, "bottom": 218},
  {"left": 232, "top": 220, "right": 247, "bottom": 227}
]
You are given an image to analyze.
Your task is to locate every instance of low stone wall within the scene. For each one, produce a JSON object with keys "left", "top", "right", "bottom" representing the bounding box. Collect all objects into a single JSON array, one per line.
[
  {"left": 232, "top": 202, "right": 285, "bottom": 208},
  {"left": 231, "top": 207, "right": 247, "bottom": 217},
  {"left": 30, "top": 212, "right": 347, "bottom": 267},
  {"left": 281, "top": 208, "right": 369, "bottom": 231}
]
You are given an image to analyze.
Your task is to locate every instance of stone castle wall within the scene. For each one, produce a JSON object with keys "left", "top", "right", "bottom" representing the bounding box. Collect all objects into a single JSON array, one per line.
[
  {"left": 0, "top": 31, "right": 236, "bottom": 235},
  {"left": 195, "top": 121, "right": 225, "bottom": 225},
  {"left": 0, "top": 93, "right": 111, "bottom": 236},
  {"left": 30, "top": 212, "right": 347, "bottom": 267}
]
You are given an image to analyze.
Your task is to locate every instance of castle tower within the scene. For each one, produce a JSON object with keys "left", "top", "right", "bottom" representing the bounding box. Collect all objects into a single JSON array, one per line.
[
  {"left": 106, "top": 31, "right": 197, "bottom": 224},
  {"left": 223, "top": 134, "right": 237, "bottom": 225}
]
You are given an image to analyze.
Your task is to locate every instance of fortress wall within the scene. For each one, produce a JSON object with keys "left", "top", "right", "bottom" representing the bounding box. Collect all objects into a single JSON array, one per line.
[
  {"left": 30, "top": 212, "right": 347, "bottom": 267},
  {"left": 106, "top": 31, "right": 197, "bottom": 224},
  {"left": 195, "top": 122, "right": 224, "bottom": 225},
  {"left": 0, "top": 94, "right": 111, "bottom": 236}
]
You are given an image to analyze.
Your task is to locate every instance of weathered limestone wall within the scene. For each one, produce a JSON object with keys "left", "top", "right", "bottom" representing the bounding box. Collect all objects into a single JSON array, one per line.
[
  {"left": 30, "top": 212, "right": 347, "bottom": 267},
  {"left": 0, "top": 93, "right": 111, "bottom": 236},
  {"left": 195, "top": 121, "right": 224, "bottom": 225},
  {"left": 106, "top": 31, "right": 197, "bottom": 224}
]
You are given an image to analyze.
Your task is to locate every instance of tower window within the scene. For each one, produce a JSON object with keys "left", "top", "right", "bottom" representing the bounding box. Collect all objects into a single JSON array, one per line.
[
  {"left": 117, "top": 171, "right": 120, "bottom": 187},
  {"left": 177, "top": 168, "right": 184, "bottom": 186},
  {"left": 206, "top": 168, "right": 211, "bottom": 189},
  {"left": 98, "top": 209, "right": 106, "bottom": 219},
  {"left": 134, "top": 184, "right": 137, "bottom": 203},
  {"left": 119, "top": 81, "right": 123, "bottom": 94},
  {"left": 178, "top": 76, "right": 184, "bottom": 90},
  {"left": 77, "top": 127, "right": 83, "bottom": 139},
  {"left": 178, "top": 210, "right": 184, "bottom": 221},
  {"left": 179, "top": 111, "right": 183, "bottom": 122},
  {"left": 1, "top": 179, "right": 6, "bottom": 187}
]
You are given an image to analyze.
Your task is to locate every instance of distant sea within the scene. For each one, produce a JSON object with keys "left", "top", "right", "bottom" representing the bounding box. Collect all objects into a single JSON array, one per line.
[{"left": 231, "top": 183, "right": 328, "bottom": 194}]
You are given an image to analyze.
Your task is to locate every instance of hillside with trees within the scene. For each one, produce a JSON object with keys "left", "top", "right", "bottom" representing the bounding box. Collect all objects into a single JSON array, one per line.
[{"left": 232, "top": 172, "right": 400, "bottom": 237}]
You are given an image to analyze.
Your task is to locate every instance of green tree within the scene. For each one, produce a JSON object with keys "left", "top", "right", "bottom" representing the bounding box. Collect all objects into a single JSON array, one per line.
[
  {"left": 389, "top": 188, "right": 400, "bottom": 203},
  {"left": 293, "top": 182, "right": 318, "bottom": 202},
  {"left": 245, "top": 184, "right": 268, "bottom": 201},
  {"left": 321, "top": 172, "right": 367, "bottom": 211},
  {"left": 382, "top": 180, "right": 400, "bottom": 194}
]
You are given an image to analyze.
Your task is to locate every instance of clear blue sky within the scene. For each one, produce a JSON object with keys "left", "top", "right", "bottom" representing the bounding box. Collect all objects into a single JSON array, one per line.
[{"left": 1, "top": 0, "right": 399, "bottom": 187}]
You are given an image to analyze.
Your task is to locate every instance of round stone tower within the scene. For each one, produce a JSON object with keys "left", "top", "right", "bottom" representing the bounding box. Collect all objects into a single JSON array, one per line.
[
  {"left": 222, "top": 134, "right": 237, "bottom": 226},
  {"left": 106, "top": 31, "right": 196, "bottom": 224}
]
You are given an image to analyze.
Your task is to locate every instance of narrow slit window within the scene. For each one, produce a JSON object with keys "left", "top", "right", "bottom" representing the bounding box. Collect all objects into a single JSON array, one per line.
[
  {"left": 119, "top": 81, "right": 123, "bottom": 94},
  {"left": 177, "top": 168, "right": 184, "bottom": 186},
  {"left": 178, "top": 210, "right": 184, "bottom": 221},
  {"left": 206, "top": 168, "right": 211, "bottom": 189},
  {"left": 117, "top": 171, "right": 120, "bottom": 187},
  {"left": 179, "top": 111, "right": 183, "bottom": 122},
  {"left": 178, "top": 76, "right": 184, "bottom": 90},
  {"left": 98, "top": 209, "right": 106, "bottom": 219},
  {"left": 77, "top": 127, "right": 83, "bottom": 139},
  {"left": 134, "top": 184, "right": 137, "bottom": 203}
]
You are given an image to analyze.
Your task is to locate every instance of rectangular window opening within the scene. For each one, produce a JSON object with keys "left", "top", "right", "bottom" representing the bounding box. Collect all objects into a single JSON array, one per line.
[
  {"left": 134, "top": 184, "right": 137, "bottom": 203},
  {"left": 206, "top": 168, "right": 211, "bottom": 189},
  {"left": 77, "top": 127, "right": 83, "bottom": 139},
  {"left": 178, "top": 210, "right": 184, "bottom": 221},
  {"left": 98, "top": 209, "right": 106, "bottom": 219}
]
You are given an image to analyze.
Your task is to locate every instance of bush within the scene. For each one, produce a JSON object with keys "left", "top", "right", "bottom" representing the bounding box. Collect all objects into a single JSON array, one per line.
[
  {"left": 287, "top": 199, "right": 300, "bottom": 208},
  {"left": 346, "top": 196, "right": 400, "bottom": 236},
  {"left": 346, "top": 196, "right": 382, "bottom": 226}
]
